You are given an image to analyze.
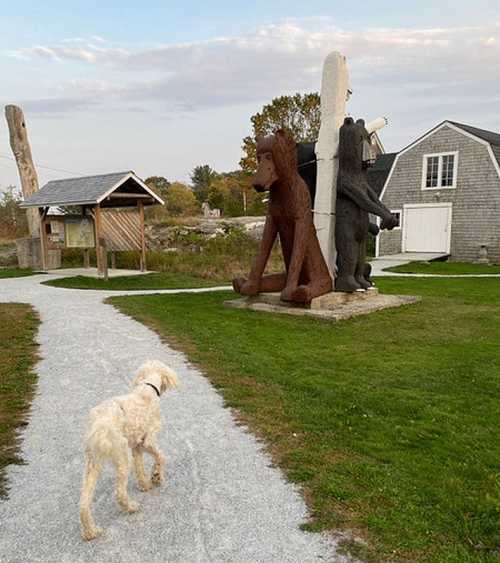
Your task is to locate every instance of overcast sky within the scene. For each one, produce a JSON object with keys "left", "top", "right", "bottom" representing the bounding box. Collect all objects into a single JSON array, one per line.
[{"left": 1, "top": 1, "right": 499, "bottom": 190}]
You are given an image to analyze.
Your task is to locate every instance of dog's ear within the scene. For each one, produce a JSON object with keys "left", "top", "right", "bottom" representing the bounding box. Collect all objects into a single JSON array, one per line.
[
  {"left": 133, "top": 360, "right": 179, "bottom": 393},
  {"left": 132, "top": 368, "right": 147, "bottom": 387},
  {"left": 158, "top": 364, "right": 179, "bottom": 393}
]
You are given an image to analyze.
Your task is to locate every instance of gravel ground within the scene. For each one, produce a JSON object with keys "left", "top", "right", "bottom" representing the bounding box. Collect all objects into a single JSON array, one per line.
[{"left": 0, "top": 274, "right": 347, "bottom": 563}]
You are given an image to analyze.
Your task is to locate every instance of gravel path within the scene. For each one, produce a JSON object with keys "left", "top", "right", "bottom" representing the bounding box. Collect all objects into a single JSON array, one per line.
[{"left": 0, "top": 274, "right": 345, "bottom": 563}]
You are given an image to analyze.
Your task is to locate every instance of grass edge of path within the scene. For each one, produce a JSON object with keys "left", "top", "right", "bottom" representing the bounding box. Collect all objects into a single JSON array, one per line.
[
  {"left": 0, "top": 303, "right": 40, "bottom": 498},
  {"left": 0, "top": 268, "right": 43, "bottom": 279},
  {"left": 42, "top": 272, "right": 229, "bottom": 291}
]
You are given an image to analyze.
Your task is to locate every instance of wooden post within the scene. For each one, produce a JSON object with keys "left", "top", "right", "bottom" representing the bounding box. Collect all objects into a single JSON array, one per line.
[
  {"left": 100, "top": 237, "right": 109, "bottom": 280},
  {"left": 94, "top": 205, "right": 104, "bottom": 276},
  {"left": 110, "top": 251, "right": 116, "bottom": 270},
  {"left": 5, "top": 105, "right": 40, "bottom": 237},
  {"left": 39, "top": 207, "right": 48, "bottom": 270},
  {"left": 83, "top": 248, "right": 90, "bottom": 268},
  {"left": 138, "top": 201, "right": 147, "bottom": 272}
]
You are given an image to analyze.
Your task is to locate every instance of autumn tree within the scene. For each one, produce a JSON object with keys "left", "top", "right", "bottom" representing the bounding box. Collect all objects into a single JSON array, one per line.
[
  {"left": 190, "top": 165, "right": 219, "bottom": 203},
  {"left": 145, "top": 176, "right": 170, "bottom": 198},
  {"left": 165, "top": 182, "right": 200, "bottom": 216},
  {"left": 0, "top": 186, "right": 28, "bottom": 238},
  {"left": 144, "top": 176, "right": 170, "bottom": 222},
  {"left": 240, "top": 93, "right": 321, "bottom": 172},
  {"left": 207, "top": 171, "right": 266, "bottom": 217}
]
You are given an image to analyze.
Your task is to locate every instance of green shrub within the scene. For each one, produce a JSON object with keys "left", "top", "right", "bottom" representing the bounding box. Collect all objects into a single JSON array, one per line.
[{"left": 62, "top": 226, "right": 282, "bottom": 281}]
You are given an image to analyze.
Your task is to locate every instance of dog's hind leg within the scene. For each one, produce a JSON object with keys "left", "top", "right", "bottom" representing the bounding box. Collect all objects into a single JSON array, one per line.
[
  {"left": 132, "top": 447, "right": 152, "bottom": 491},
  {"left": 80, "top": 457, "right": 103, "bottom": 541},
  {"left": 143, "top": 440, "right": 166, "bottom": 486},
  {"left": 113, "top": 446, "right": 139, "bottom": 513}
]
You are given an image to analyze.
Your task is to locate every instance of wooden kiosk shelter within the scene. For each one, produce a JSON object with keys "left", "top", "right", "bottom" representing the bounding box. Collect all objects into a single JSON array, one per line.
[{"left": 20, "top": 171, "right": 164, "bottom": 276}]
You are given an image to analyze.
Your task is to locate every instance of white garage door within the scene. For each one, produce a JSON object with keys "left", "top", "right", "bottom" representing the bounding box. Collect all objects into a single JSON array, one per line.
[{"left": 403, "top": 204, "right": 452, "bottom": 253}]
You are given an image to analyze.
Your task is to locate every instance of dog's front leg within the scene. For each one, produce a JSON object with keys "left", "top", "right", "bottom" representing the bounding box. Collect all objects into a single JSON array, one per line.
[
  {"left": 132, "top": 447, "right": 152, "bottom": 491},
  {"left": 143, "top": 440, "right": 166, "bottom": 486}
]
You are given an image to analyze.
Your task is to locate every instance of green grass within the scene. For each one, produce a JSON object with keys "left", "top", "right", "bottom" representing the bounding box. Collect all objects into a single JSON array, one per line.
[
  {"left": 0, "top": 268, "right": 41, "bottom": 279},
  {"left": 42, "top": 272, "right": 229, "bottom": 290},
  {"left": 385, "top": 261, "right": 500, "bottom": 275},
  {"left": 0, "top": 304, "right": 39, "bottom": 498},
  {"left": 110, "top": 278, "right": 500, "bottom": 562}
]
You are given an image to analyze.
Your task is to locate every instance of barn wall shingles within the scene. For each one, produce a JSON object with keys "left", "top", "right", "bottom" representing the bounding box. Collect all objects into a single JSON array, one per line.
[{"left": 379, "top": 125, "right": 500, "bottom": 262}]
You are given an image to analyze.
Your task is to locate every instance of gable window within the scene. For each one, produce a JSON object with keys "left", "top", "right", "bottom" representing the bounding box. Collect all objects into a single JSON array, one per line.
[{"left": 422, "top": 152, "right": 458, "bottom": 189}]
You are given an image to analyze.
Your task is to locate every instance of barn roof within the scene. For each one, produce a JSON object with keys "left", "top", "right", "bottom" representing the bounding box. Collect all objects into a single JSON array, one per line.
[
  {"left": 448, "top": 121, "right": 500, "bottom": 147},
  {"left": 21, "top": 171, "right": 164, "bottom": 208},
  {"left": 367, "top": 153, "right": 397, "bottom": 196}
]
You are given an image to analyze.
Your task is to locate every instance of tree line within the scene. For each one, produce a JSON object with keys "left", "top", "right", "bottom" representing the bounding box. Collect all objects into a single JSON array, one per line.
[{"left": 145, "top": 166, "right": 268, "bottom": 220}]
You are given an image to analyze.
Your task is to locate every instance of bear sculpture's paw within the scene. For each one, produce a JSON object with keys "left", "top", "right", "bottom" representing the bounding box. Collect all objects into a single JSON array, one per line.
[{"left": 335, "top": 275, "right": 361, "bottom": 293}]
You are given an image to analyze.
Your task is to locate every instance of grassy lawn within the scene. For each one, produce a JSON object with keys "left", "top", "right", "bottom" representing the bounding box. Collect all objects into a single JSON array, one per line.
[
  {"left": 385, "top": 261, "right": 500, "bottom": 275},
  {"left": 0, "top": 304, "right": 39, "bottom": 498},
  {"left": 43, "top": 272, "right": 230, "bottom": 290},
  {"left": 0, "top": 268, "right": 41, "bottom": 279},
  {"left": 110, "top": 278, "right": 499, "bottom": 562}
]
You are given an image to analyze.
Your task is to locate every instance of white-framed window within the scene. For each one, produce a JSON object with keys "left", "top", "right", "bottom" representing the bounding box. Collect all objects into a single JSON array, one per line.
[
  {"left": 421, "top": 151, "right": 458, "bottom": 190},
  {"left": 390, "top": 209, "right": 402, "bottom": 230}
]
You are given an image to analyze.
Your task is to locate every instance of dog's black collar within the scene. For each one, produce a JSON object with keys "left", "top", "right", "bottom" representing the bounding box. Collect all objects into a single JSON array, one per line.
[{"left": 144, "top": 382, "right": 161, "bottom": 397}]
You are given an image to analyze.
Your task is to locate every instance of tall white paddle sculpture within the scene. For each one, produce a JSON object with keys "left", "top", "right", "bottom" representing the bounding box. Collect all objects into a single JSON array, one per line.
[
  {"left": 313, "top": 52, "right": 388, "bottom": 286},
  {"left": 313, "top": 52, "right": 350, "bottom": 278}
]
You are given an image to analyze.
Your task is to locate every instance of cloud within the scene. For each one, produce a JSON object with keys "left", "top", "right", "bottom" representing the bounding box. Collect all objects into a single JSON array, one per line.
[
  {"left": 10, "top": 36, "right": 127, "bottom": 64},
  {"left": 15, "top": 97, "right": 96, "bottom": 115},
  {"left": 6, "top": 20, "right": 500, "bottom": 120}
]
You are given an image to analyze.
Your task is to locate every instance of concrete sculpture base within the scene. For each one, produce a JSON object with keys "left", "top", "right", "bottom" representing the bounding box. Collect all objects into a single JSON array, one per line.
[{"left": 224, "top": 288, "right": 420, "bottom": 322}]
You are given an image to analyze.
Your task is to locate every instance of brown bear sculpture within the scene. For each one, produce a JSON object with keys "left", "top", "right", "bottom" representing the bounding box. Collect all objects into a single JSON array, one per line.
[
  {"left": 233, "top": 130, "right": 332, "bottom": 303},
  {"left": 336, "top": 117, "right": 398, "bottom": 292}
]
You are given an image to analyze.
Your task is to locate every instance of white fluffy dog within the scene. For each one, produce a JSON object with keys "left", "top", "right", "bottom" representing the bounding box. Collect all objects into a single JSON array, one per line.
[{"left": 79, "top": 360, "right": 179, "bottom": 541}]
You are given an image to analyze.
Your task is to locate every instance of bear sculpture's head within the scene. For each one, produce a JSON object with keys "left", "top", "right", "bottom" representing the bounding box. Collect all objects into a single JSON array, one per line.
[{"left": 338, "top": 117, "right": 374, "bottom": 172}]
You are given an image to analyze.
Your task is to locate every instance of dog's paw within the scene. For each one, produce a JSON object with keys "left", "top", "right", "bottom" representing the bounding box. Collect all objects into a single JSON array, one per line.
[
  {"left": 126, "top": 501, "right": 139, "bottom": 513},
  {"left": 151, "top": 470, "right": 164, "bottom": 486},
  {"left": 138, "top": 480, "right": 152, "bottom": 492},
  {"left": 82, "top": 527, "right": 103, "bottom": 541}
]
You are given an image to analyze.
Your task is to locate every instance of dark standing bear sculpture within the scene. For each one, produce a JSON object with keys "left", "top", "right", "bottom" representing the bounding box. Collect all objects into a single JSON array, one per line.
[
  {"left": 335, "top": 117, "right": 398, "bottom": 292},
  {"left": 233, "top": 130, "right": 332, "bottom": 303}
]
